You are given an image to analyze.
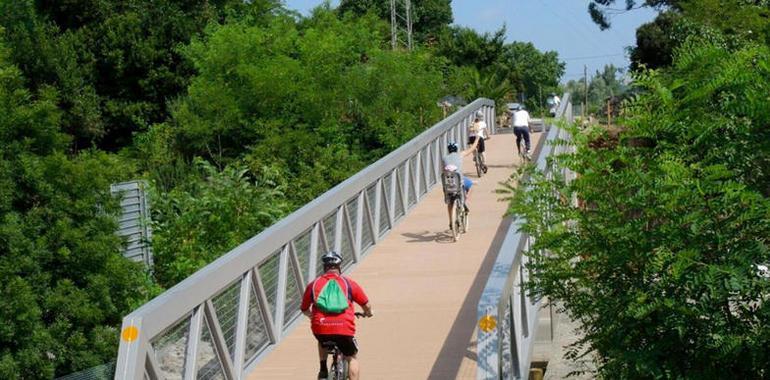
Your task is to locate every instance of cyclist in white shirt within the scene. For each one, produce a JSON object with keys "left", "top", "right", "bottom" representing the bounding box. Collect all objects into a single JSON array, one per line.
[
  {"left": 510, "top": 104, "right": 532, "bottom": 157},
  {"left": 468, "top": 111, "right": 488, "bottom": 173}
]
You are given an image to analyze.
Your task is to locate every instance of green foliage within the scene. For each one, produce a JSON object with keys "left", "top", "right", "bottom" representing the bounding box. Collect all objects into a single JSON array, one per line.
[
  {"left": 151, "top": 160, "right": 291, "bottom": 287},
  {"left": 0, "top": 40, "right": 155, "bottom": 377},
  {"left": 163, "top": 9, "right": 444, "bottom": 203},
  {"left": 564, "top": 64, "right": 628, "bottom": 114},
  {"left": 0, "top": 0, "right": 280, "bottom": 151},
  {"left": 337, "top": 0, "right": 453, "bottom": 42},
  {"left": 603, "top": 0, "right": 770, "bottom": 70},
  {"left": 588, "top": 0, "right": 677, "bottom": 30},
  {"left": 500, "top": 42, "right": 564, "bottom": 111},
  {"left": 508, "top": 40, "right": 770, "bottom": 378},
  {"left": 0, "top": 1, "right": 566, "bottom": 377},
  {"left": 437, "top": 26, "right": 506, "bottom": 70}
]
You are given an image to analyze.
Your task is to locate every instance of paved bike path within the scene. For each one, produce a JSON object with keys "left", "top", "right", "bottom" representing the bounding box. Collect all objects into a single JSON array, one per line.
[{"left": 247, "top": 130, "right": 541, "bottom": 379}]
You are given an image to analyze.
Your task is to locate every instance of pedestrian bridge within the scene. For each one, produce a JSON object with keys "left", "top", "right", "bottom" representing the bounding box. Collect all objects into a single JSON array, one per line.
[{"left": 115, "top": 96, "right": 574, "bottom": 380}]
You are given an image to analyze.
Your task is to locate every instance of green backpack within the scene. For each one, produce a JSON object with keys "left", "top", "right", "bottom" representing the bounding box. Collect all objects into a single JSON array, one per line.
[{"left": 312, "top": 276, "right": 352, "bottom": 314}]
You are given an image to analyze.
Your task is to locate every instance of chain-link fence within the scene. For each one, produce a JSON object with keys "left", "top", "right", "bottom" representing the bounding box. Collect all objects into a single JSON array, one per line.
[{"left": 55, "top": 362, "right": 115, "bottom": 380}]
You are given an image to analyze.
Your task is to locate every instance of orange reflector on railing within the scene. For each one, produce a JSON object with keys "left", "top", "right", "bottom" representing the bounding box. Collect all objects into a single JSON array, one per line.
[
  {"left": 121, "top": 326, "right": 139, "bottom": 342},
  {"left": 479, "top": 315, "right": 497, "bottom": 333}
]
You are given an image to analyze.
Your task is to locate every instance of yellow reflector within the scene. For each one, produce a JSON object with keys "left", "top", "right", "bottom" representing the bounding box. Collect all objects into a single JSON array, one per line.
[
  {"left": 478, "top": 315, "right": 497, "bottom": 333},
  {"left": 121, "top": 326, "right": 139, "bottom": 342}
]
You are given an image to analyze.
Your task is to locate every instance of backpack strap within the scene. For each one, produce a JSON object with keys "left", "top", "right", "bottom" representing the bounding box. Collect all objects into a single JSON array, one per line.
[
  {"left": 310, "top": 278, "right": 319, "bottom": 302},
  {"left": 342, "top": 276, "right": 353, "bottom": 303}
]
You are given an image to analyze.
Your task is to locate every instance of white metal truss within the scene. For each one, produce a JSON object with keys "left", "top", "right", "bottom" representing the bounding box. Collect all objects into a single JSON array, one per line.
[{"left": 390, "top": 0, "right": 413, "bottom": 50}]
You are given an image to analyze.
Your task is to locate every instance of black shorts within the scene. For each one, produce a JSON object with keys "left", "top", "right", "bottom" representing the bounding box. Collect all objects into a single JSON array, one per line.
[
  {"left": 315, "top": 334, "right": 359, "bottom": 357},
  {"left": 468, "top": 136, "right": 485, "bottom": 153}
]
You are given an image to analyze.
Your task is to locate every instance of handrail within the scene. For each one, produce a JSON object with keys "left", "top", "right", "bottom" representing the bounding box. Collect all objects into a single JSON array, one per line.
[
  {"left": 476, "top": 93, "right": 573, "bottom": 380},
  {"left": 115, "top": 99, "right": 496, "bottom": 380}
]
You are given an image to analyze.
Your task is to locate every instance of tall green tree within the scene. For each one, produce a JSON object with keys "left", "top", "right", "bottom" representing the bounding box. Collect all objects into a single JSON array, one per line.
[
  {"left": 0, "top": 36, "right": 154, "bottom": 378},
  {"left": 499, "top": 42, "right": 564, "bottom": 111},
  {"left": 337, "top": 0, "right": 453, "bottom": 43},
  {"left": 0, "top": 0, "right": 279, "bottom": 151}
]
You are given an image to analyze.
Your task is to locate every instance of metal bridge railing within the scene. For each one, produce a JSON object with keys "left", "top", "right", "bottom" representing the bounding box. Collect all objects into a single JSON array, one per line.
[
  {"left": 476, "top": 94, "right": 573, "bottom": 380},
  {"left": 115, "top": 99, "right": 496, "bottom": 380}
]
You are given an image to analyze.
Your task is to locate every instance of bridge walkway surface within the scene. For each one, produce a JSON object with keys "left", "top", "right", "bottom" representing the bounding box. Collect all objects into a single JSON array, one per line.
[{"left": 248, "top": 130, "right": 542, "bottom": 379}]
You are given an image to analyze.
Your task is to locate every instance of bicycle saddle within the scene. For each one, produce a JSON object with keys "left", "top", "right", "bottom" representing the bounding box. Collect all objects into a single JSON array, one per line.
[{"left": 321, "top": 341, "right": 337, "bottom": 351}]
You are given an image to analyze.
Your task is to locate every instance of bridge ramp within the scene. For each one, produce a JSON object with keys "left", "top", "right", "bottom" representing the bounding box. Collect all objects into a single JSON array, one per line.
[{"left": 248, "top": 131, "right": 540, "bottom": 379}]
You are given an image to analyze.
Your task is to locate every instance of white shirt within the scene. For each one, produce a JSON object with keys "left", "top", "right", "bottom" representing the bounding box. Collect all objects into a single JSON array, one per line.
[
  {"left": 470, "top": 120, "right": 488, "bottom": 139},
  {"left": 512, "top": 110, "right": 530, "bottom": 127}
]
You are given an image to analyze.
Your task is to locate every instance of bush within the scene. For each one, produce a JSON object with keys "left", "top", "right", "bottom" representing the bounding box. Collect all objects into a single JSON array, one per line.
[{"left": 508, "top": 40, "right": 770, "bottom": 378}]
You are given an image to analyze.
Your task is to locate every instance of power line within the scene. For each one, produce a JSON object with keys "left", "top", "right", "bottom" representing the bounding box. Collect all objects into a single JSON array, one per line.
[{"left": 562, "top": 53, "right": 626, "bottom": 61}]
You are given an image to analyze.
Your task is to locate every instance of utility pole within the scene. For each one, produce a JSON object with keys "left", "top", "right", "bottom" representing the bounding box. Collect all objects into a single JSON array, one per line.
[
  {"left": 583, "top": 65, "right": 588, "bottom": 120},
  {"left": 390, "top": 0, "right": 413, "bottom": 51},
  {"left": 390, "top": 0, "right": 397, "bottom": 50}
]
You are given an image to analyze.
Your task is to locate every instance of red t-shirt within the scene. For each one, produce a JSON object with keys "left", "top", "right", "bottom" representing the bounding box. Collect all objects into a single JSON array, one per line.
[{"left": 300, "top": 273, "right": 369, "bottom": 336}]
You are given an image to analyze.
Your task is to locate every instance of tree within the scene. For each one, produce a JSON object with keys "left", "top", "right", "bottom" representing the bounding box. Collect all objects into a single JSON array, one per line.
[
  {"left": 436, "top": 26, "right": 506, "bottom": 69},
  {"left": 0, "top": 36, "right": 154, "bottom": 378},
  {"left": 498, "top": 42, "right": 565, "bottom": 112},
  {"left": 337, "top": 0, "right": 452, "bottom": 43},
  {"left": 0, "top": 0, "right": 280, "bottom": 151},
  {"left": 507, "top": 39, "right": 770, "bottom": 378},
  {"left": 588, "top": 0, "right": 676, "bottom": 30}
]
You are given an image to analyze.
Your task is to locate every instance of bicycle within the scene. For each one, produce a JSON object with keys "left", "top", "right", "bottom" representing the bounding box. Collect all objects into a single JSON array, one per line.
[
  {"left": 473, "top": 147, "right": 485, "bottom": 177},
  {"left": 320, "top": 312, "right": 367, "bottom": 380},
  {"left": 516, "top": 134, "right": 531, "bottom": 162},
  {"left": 441, "top": 170, "right": 468, "bottom": 242},
  {"left": 452, "top": 192, "right": 469, "bottom": 241}
]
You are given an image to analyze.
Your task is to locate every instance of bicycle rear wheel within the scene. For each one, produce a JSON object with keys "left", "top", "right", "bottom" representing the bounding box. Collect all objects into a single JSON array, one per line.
[
  {"left": 474, "top": 151, "right": 483, "bottom": 177},
  {"left": 455, "top": 198, "right": 466, "bottom": 234},
  {"left": 451, "top": 197, "right": 461, "bottom": 242},
  {"left": 340, "top": 358, "right": 348, "bottom": 380},
  {"left": 517, "top": 139, "right": 528, "bottom": 162}
]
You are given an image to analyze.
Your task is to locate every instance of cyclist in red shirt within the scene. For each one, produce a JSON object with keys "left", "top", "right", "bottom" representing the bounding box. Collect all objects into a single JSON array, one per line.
[{"left": 301, "top": 251, "right": 373, "bottom": 380}]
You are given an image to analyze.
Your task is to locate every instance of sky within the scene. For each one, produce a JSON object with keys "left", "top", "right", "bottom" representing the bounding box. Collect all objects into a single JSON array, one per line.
[{"left": 282, "top": 0, "right": 659, "bottom": 83}]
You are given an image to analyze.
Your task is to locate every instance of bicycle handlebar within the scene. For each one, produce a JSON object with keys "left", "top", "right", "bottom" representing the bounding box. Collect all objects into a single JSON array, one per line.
[{"left": 354, "top": 312, "right": 371, "bottom": 318}]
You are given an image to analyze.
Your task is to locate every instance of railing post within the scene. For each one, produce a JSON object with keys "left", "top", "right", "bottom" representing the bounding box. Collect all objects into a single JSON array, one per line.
[
  {"left": 233, "top": 272, "right": 251, "bottom": 379},
  {"left": 334, "top": 207, "right": 344, "bottom": 254},
  {"left": 414, "top": 151, "right": 422, "bottom": 199},
  {"left": 183, "top": 306, "right": 203, "bottom": 380},
  {"left": 388, "top": 169, "right": 397, "bottom": 225},
  {"left": 373, "top": 179, "right": 382, "bottom": 240},
  {"left": 308, "top": 223, "right": 319, "bottom": 283},
  {"left": 354, "top": 191, "right": 365, "bottom": 259}
]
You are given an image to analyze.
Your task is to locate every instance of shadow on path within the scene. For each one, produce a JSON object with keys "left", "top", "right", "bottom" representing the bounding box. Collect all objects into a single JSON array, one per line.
[{"left": 426, "top": 215, "right": 514, "bottom": 379}]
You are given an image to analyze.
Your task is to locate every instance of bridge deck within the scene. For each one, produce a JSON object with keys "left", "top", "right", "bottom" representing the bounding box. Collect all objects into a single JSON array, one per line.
[{"left": 247, "top": 130, "right": 540, "bottom": 379}]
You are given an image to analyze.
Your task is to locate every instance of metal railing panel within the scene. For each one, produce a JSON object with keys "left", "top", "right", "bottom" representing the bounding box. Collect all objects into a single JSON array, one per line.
[
  {"left": 111, "top": 180, "right": 153, "bottom": 267},
  {"left": 476, "top": 94, "right": 572, "bottom": 380},
  {"left": 117, "top": 99, "right": 496, "bottom": 379}
]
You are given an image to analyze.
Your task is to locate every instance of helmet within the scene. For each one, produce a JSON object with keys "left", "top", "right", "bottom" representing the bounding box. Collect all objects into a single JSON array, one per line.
[
  {"left": 475, "top": 110, "right": 484, "bottom": 120},
  {"left": 321, "top": 251, "right": 343, "bottom": 267},
  {"left": 447, "top": 142, "right": 458, "bottom": 153}
]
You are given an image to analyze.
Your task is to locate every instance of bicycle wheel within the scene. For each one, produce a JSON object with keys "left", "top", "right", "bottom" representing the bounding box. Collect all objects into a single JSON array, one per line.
[
  {"left": 327, "top": 359, "right": 336, "bottom": 380},
  {"left": 455, "top": 198, "right": 466, "bottom": 234},
  {"left": 462, "top": 204, "right": 469, "bottom": 233},
  {"left": 474, "top": 150, "right": 483, "bottom": 177},
  {"left": 451, "top": 197, "right": 460, "bottom": 242},
  {"left": 340, "top": 357, "right": 349, "bottom": 380},
  {"left": 479, "top": 152, "right": 487, "bottom": 173},
  {"left": 518, "top": 139, "right": 528, "bottom": 162}
]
